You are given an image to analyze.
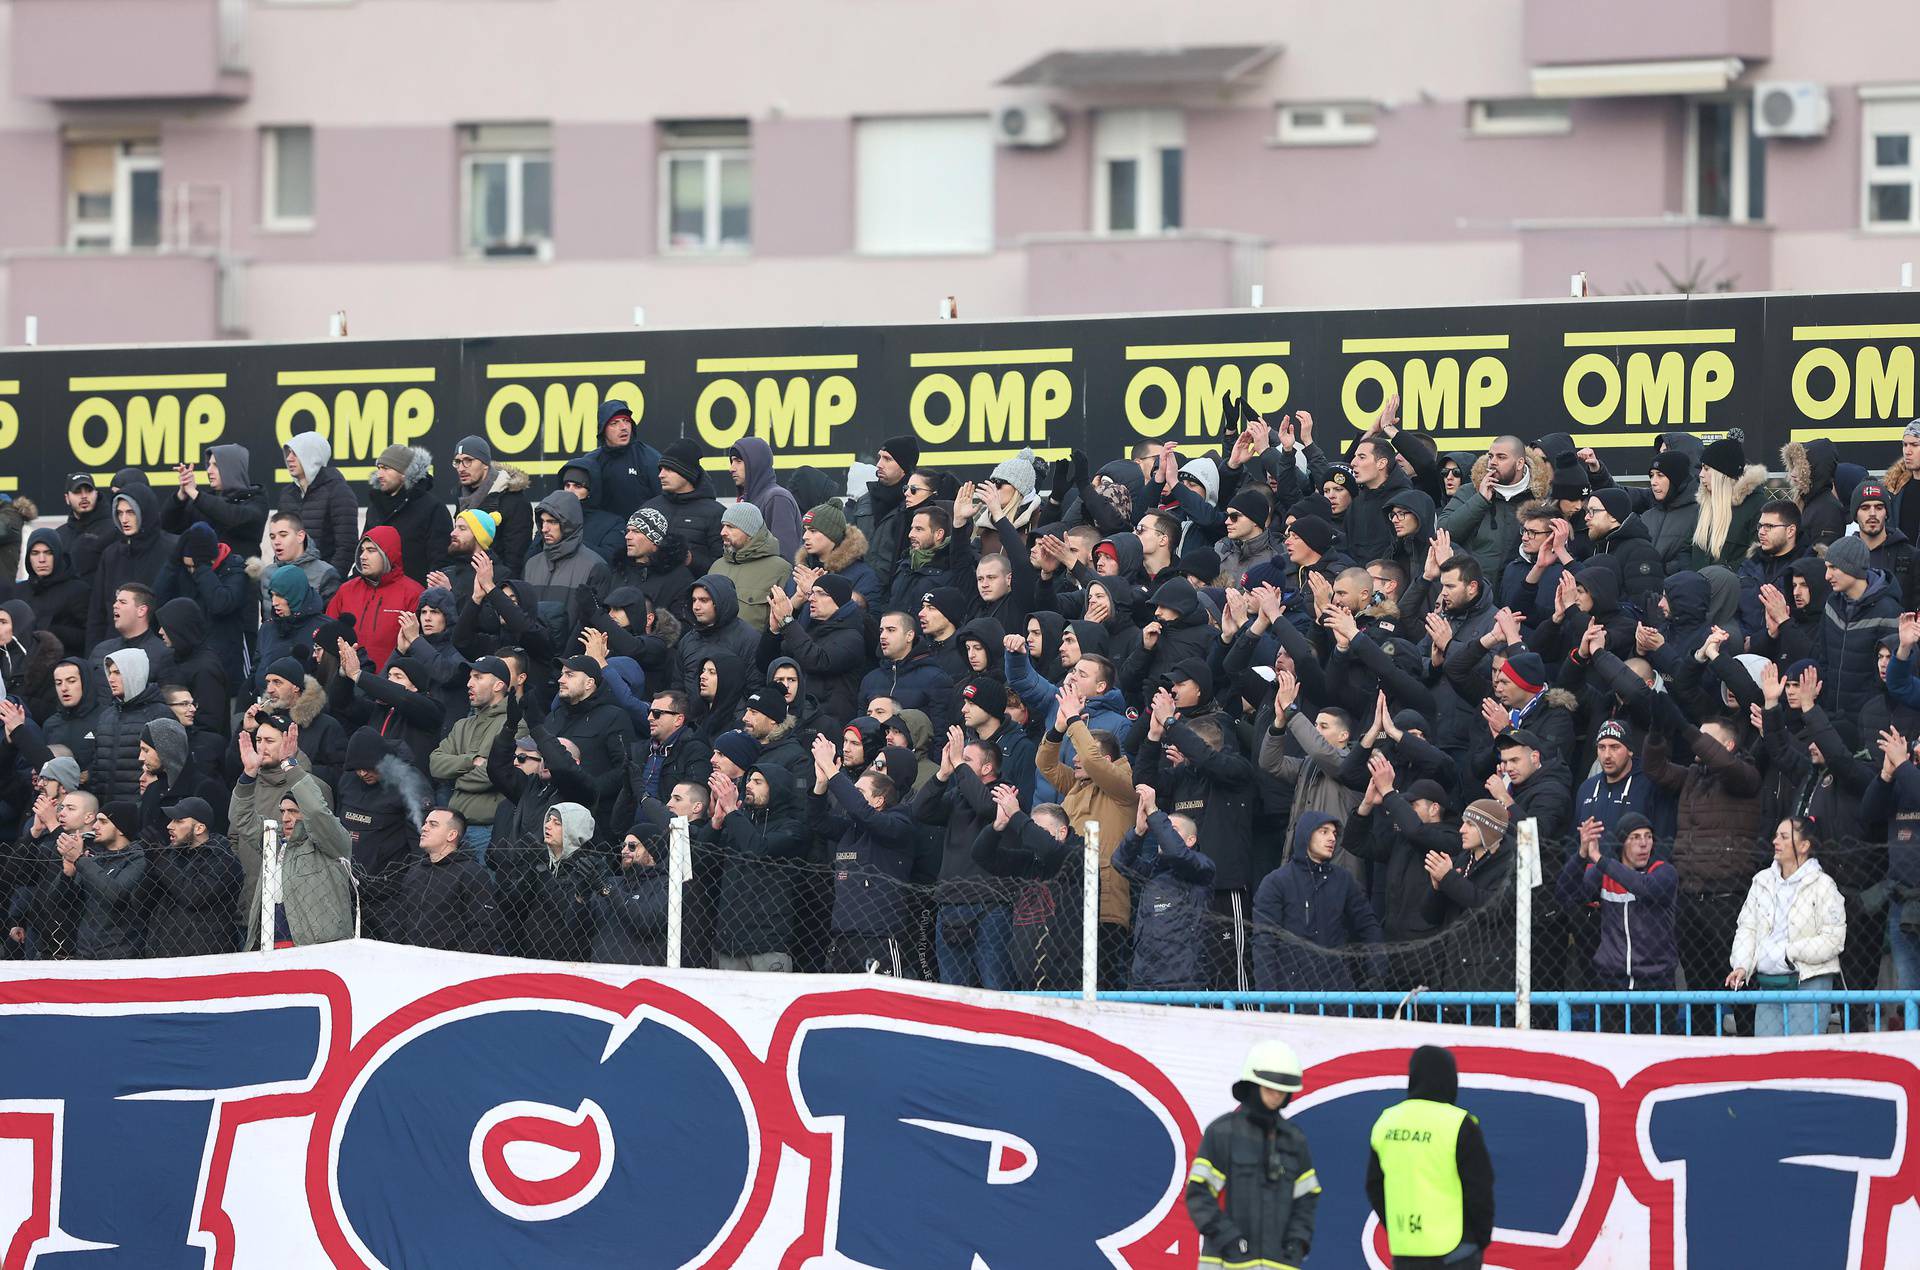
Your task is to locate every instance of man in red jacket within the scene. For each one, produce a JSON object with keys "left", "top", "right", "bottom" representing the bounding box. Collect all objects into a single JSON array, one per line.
[{"left": 326, "top": 525, "right": 423, "bottom": 671}]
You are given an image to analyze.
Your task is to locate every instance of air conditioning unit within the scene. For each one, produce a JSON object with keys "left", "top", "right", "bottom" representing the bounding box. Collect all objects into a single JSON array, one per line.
[
  {"left": 1753, "top": 82, "right": 1831, "bottom": 138},
  {"left": 995, "top": 103, "right": 1065, "bottom": 148}
]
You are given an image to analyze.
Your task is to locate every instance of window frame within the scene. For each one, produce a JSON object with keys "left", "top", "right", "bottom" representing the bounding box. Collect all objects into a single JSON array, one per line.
[
  {"left": 1862, "top": 91, "right": 1920, "bottom": 233},
  {"left": 1467, "top": 98, "right": 1573, "bottom": 138},
  {"left": 1274, "top": 101, "right": 1379, "bottom": 147},
  {"left": 66, "top": 142, "right": 160, "bottom": 254},
  {"left": 458, "top": 125, "right": 553, "bottom": 260},
  {"left": 1090, "top": 108, "right": 1185, "bottom": 236},
  {"left": 260, "top": 124, "right": 316, "bottom": 232},
  {"left": 1683, "top": 94, "right": 1765, "bottom": 224},
  {"left": 658, "top": 122, "right": 752, "bottom": 256}
]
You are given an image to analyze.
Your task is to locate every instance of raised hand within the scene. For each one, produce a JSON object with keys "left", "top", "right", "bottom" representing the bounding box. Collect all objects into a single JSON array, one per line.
[
  {"left": 1055, "top": 683, "right": 1085, "bottom": 728},
  {"left": 1902, "top": 611, "right": 1920, "bottom": 655},
  {"left": 1424, "top": 610, "right": 1453, "bottom": 653},
  {"left": 472, "top": 549, "right": 495, "bottom": 590},
  {"left": 1760, "top": 659, "right": 1783, "bottom": 707},
  {"left": 1578, "top": 817, "right": 1603, "bottom": 861},
  {"left": 992, "top": 783, "right": 1019, "bottom": 830},
  {"left": 1368, "top": 750, "right": 1396, "bottom": 797},
  {"left": 0, "top": 699, "right": 25, "bottom": 737},
  {"left": 1296, "top": 409, "right": 1315, "bottom": 446},
  {"left": 582, "top": 626, "right": 610, "bottom": 664},
  {"left": 1273, "top": 669, "right": 1299, "bottom": 712},
  {"left": 1423, "top": 850, "right": 1453, "bottom": 887},
  {"left": 1481, "top": 697, "right": 1508, "bottom": 737},
  {"left": 810, "top": 733, "right": 839, "bottom": 782},
  {"left": 1273, "top": 413, "right": 1297, "bottom": 451},
  {"left": 426, "top": 569, "right": 452, "bottom": 593},
  {"left": 1140, "top": 620, "right": 1162, "bottom": 650},
  {"left": 766, "top": 585, "right": 794, "bottom": 626},
  {"left": 1377, "top": 392, "right": 1401, "bottom": 435},
  {"left": 238, "top": 729, "right": 261, "bottom": 778},
  {"left": 1760, "top": 583, "right": 1791, "bottom": 633},
  {"left": 1701, "top": 625, "right": 1731, "bottom": 658},
  {"left": 1796, "top": 664, "right": 1823, "bottom": 709},
  {"left": 1307, "top": 571, "right": 1333, "bottom": 615},
  {"left": 1003, "top": 632, "right": 1027, "bottom": 656},
  {"left": 1150, "top": 686, "right": 1178, "bottom": 725},
  {"left": 1324, "top": 604, "right": 1359, "bottom": 648},
  {"left": 1254, "top": 583, "right": 1285, "bottom": 623}
]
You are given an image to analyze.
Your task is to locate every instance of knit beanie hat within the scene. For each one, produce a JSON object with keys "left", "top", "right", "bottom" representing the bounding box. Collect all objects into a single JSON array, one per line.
[
  {"left": 989, "top": 452, "right": 1037, "bottom": 499},
  {"left": 803, "top": 502, "right": 849, "bottom": 544},
  {"left": 376, "top": 444, "right": 413, "bottom": 475},
  {"left": 721, "top": 502, "right": 765, "bottom": 537},
  {"left": 1591, "top": 487, "right": 1632, "bottom": 522},
  {"left": 1651, "top": 449, "right": 1693, "bottom": 487},
  {"left": 1464, "top": 798, "right": 1510, "bottom": 843},
  {"left": 457, "top": 507, "right": 498, "bottom": 548},
  {"left": 627, "top": 507, "right": 668, "bottom": 544},
  {"left": 879, "top": 434, "right": 921, "bottom": 472},
  {"left": 269, "top": 564, "right": 310, "bottom": 606},
  {"left": 1701, "top": 435, "right": 1746, "bottom": 479},
  {"left": 101, "top": 800, "right": 142, "bottom": 841},
  {"left": 1825, "top": 534, "right": 1871, "bottom": 580},
  {"left": 920, "top": 586, "right": 969, "bottom": 627},
  {"left": 658, "top": 439, "right": 704, "bottom": 485},
  {"left": 1228, "top": 488, "right": 1271, "bottom": 525},
  {"left": 1851, "top": 480, "right": 1890, "bottom": 516},
  {"left": 814, "top": 573, "right": 855, "bottom": 607},
  {"left": 712, "top": 730, "right": 760, "bottom": 772},
  {"left": 454, "top": 435, "right": 493, "bottom": 464},
  {"left": 1287, "top": 515, "right": 1334, "bottom": 556}
]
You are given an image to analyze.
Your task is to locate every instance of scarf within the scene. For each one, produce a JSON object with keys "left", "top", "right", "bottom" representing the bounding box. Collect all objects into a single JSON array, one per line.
[{"left": 908, "top": 545, "right": 937, "bottom": 572}]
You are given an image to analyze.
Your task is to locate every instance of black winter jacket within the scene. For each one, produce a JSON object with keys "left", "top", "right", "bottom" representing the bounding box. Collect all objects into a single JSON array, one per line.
[
  {"left": 812, "top": 772, "right": 917, "bottom": 936},
  {"left": 400, "top": 848, "right": 496, "bottom": 953},
  {"left": 365, "top": 456, "right": 453, "bottom": 586},
  {"left": 143, "top": 837, "right": 243, "bottom": 957},
  {"left": 713, "top": 763, "right": 812, "bottom": 956}
]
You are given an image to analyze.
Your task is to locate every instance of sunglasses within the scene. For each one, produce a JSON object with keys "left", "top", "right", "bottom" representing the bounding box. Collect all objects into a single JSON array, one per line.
[
  {"left": 648, "top": 707, "right": 682, "bottom": 718},
  {"left": 1224, "top": 511, "right": 1246, "bottom": 523}
]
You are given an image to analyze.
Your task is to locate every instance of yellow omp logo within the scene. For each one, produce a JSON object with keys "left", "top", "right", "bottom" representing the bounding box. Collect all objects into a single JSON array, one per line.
[
  {"left": 907, "top": 348, "right": 1071, "bottom": 460},
  {"left": 694, "top": 354, "right": 856, "bottom": 467},
  {"left": 1122, "top": 341, "right": 1287, "bottom": 445},
  {"left": 1340, "top": 335, "right": 1508, "bottom": 432},
  {"left": 68, "top": 371, "right": 228, "bottom": 477},
  {"left": 271, "top": 367, "right": 437, "bottom": 480},
  {"left": 482, "top": 359, "right": 646, "bottom": 475},
  {"left": 1788, "top": 323, "right": 1920, "bottom": 442},
  {"left": 0, "top": 378, "right": 18, "bottom": 491},
  {"left": 1560, "top": 329, "right": 1735, "bottom": 442}
]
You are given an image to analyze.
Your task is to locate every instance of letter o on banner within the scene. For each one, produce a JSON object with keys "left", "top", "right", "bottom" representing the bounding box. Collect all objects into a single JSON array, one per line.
[{"left": 324, "top": 1000, "right": 758, "bottom": 1269}]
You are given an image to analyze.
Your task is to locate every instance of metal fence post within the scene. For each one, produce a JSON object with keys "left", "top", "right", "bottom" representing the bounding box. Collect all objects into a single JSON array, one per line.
[
  {"left": 666, "top": 815, "right": 691, "bottom": 970},
  {"left": 1515, "top": 817, "right": 1539, "bottom": 1030},
  {"left": 259, "top": 818, "right": 280, "bottom": 955},
  {"left": 1082, "top": 820, "right": 1101, "bottom": 1001}
]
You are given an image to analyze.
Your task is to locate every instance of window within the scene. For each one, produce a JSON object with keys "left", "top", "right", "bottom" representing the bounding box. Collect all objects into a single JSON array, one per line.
[
  {"left": 856, "top": 116, "right": 992, "bottom": 254},
  {"left": 1865, "top": 96, "right": 1920, "bottom": 230},
  {"left": 65, "top": 138, "right": 161, "bottom": 253},
  {"left": 1092, "top": 109, "right": 1184, "bottom": 234},
  {"left": 262, "top": 125, "right": 314, "bottom": 229},
  {"left": 1276, "top": 102, "right": 1378, "bottom": 146},
  {"left": 659, "top": 121, "right": 750, "bottom": 254},
  {"left": 1468, "top": 98, "right": 1572, "bottom": 137},
  {"left": 1687, "top": 97, "right": 1765, "bottom": 222},
  {"left": 460, "top": 123, "right": 552, "bottom": 258}
]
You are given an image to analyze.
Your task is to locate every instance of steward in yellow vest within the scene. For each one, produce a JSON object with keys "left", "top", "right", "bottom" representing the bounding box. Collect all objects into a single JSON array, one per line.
[{"left": 1365, "top": 1045, "right": 1495, "bottom": 1268}]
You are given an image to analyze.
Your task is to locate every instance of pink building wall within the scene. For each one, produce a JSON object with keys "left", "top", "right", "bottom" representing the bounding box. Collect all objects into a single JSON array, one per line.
[{"left": 2, "top": 0, "right": 1920, "bottom": 342}]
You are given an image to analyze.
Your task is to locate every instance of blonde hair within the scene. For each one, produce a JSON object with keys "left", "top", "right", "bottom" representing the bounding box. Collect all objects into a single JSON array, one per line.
[{"left": 1692, "top": 466, "right": 1735, "bottom": 561}]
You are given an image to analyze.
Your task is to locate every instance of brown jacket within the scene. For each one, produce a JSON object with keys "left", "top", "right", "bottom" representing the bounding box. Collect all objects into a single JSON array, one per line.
[
  {"left": 1642, "top": 723, "right": 1767, "bottom": 893},
  {"left": 1037, "top": 718, "right": 1134, "bottom": 928}
]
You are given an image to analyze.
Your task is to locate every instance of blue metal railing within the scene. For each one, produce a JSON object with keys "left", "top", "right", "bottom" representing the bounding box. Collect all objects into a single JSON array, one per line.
[{"left": 1035, "top": 990, "right": 1920, "bottom": 1036}]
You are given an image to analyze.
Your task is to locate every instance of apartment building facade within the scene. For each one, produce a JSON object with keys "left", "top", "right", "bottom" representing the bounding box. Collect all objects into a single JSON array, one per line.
[{"left": 2, "top": 0, "right": 1919, "bottom": 346}]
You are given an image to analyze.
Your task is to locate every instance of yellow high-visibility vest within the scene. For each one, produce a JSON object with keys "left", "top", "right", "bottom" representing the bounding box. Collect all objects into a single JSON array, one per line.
[{"left": 1369, "top": 1098, "right": 1471, "bottom": 1257}]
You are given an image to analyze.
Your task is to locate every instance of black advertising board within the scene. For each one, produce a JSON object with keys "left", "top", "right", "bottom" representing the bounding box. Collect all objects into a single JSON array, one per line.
[{"left": 3, "top": 290, "right": 1919, "bottom": 503}]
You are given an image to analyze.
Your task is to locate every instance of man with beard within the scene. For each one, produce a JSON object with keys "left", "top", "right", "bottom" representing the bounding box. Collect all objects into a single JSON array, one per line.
[
  {"left": 365, "top": 445, "right": 451, "bottom": 586},
  {"left": 144, "top": 796, "right": 243, "bottom": 957},
  {"left": 1850, "top": 480, "right": 1920, "bottom": 603},
  {"left": 1438, "top": 435, "right": 1549, "bottom": 577},
  {"left": 56, "top": 471, "right": 115, "bottom": 581}
]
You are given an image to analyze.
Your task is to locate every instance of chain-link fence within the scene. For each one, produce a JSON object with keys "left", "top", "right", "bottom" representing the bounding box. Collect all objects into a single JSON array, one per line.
[{"left": 2, "top": 823, "right": 1910, "bottom": 1021}]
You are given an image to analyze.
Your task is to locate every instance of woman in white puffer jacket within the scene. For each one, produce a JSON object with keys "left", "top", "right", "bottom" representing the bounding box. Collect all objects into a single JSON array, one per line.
[{"left": 1726, "top": 817, "right": 1847, "bottom": 1036}]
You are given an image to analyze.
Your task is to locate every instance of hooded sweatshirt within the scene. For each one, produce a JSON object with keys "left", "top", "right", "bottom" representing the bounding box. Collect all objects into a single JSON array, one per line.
[
  {"left": 163, "top": 441, "right": 268, "bottom": 560},
  {"left": 17, "top": 526, "right": 89, "bottom": 655},
  {"left": 1251, "top": 811, "right": 1384, "bottom": 991},
  {"left": 676, "top": 572, "right": 763, "bottom": 693},
  {"left": 732, "top": 437, "right": 805, "bottom": 561},
  {"left": 325, "top": 525, "right": 425, "bottom": 672},
  {"left": 712, "top": 521, "right": 789, "bottom": 633},
  {"left": 364, "top": 446, "right": 451, "bottom": 585},
  {"left": 523, "top": 490, "right": 613, "bottom": 638},
  {"left": 281, "top": 431, "right": 362, "bottom": 579},
  {"left": 86, "top": 484, "right": 179, "bottom": 648}
]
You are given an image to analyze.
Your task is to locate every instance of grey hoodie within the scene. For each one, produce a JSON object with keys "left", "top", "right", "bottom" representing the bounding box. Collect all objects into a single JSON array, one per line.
[
  {"left": 143, "top": 717, "right": 189, "bottom": 786},
  {"left": 546, "top": 801, "right": 594, "bottom": 864},
  {"left": 285, "top": 432, "right": 333, "bottom": 493},
  {"left": 209, "top": 442, "right": 254, "bottom": 492},
  {"left": 105, "top": 647, "right": 150, "bottom": 700}
]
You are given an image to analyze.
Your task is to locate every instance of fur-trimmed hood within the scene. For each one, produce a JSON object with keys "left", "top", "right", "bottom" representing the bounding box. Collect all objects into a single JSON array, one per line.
[
  {"left": 1466, "top": 452, "right": 1553, "bottom": 500},
  {"left": 1724, "top": 463, "right": 1770, "bottom": 505},
  {"left": 1781, "top": 439, "right": 1837, "bottom": 501},
  {"left": 820, "top": 523, "right": 869, "bottom": 572},
  {"left": 1886, "top": 459, "right": 1916, "bottom": 497},
  {"left": 1543, "top": 687, "right": 1580, "bottom": 713},
  {"left": 291, "top": 674, "right": 327, "bottom": 728}
]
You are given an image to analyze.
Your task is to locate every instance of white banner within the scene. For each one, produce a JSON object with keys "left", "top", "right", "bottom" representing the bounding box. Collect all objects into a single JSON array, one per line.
[{"left": 1, "top": 943, "right": 1917, "bottom": 1269}]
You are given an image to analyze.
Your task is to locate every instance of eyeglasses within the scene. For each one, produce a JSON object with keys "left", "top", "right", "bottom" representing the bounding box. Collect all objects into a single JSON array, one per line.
[
  {"left": 1757, "top": 521, "right": 1788, "bottom": 531},
  {"left": 1520, "top": 526, "right": 1551, "bottom": 539},
  {"left": 1389, "top": 507, "right": 1415, "bottom": 518}
]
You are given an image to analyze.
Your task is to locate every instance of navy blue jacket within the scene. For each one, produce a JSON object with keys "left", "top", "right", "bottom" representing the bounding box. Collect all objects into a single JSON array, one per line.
[
  {"left": 1112, "top": 811, "right": 1216, "bottom": 989},
  {"left": 1250, "top": 813, "right": 1384, "bottom": 991},
  {"left": 1556, "top": 852, "right": 1678, "bottom": 986},
  {"left": 812, "top": 772, "right": 918, "bottom": 936}
]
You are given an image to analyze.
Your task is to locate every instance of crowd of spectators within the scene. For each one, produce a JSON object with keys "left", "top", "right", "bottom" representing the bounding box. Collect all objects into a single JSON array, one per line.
[{"left": 1, "top": 397, "right": 1914, "bottom": 1031}]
